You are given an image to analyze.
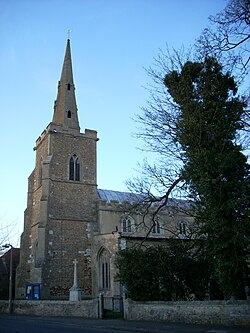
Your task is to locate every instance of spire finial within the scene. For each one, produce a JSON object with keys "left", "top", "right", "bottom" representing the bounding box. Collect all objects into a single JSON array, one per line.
[{"left": 67, "top": 29, "right": 72, "bottom": 40}]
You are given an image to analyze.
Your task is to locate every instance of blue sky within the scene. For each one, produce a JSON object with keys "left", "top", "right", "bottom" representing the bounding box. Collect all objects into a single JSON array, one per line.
[{"left": 0, "top": 0, "right": 226, "bottom": 246}]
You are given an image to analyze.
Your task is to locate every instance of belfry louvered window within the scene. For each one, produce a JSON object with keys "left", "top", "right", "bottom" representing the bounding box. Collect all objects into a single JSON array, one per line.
[{"left": 69, "top": 154, "right": 80, "bottom": 181}]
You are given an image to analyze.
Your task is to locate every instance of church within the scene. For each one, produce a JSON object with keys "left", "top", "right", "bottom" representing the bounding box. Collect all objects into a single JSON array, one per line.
[{"left": 16, "top": 39, "right": 192, "bottom": 300}]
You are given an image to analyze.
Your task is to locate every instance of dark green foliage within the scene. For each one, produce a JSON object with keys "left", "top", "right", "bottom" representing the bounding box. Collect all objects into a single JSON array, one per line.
[
  {"left": 116, "top": 242, "right": 210, "bottom": 301},
  {"left": 132, "top": 54, "right": 249, "bottom": 300},
  {"left": 164, "top": 57, "right": 250, "bottom": 299}
]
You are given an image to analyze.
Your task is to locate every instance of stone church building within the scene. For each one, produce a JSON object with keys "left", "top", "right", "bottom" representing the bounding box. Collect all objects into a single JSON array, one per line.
[{"left": 16, "top": 40, "right": 192, "bottom": 300}]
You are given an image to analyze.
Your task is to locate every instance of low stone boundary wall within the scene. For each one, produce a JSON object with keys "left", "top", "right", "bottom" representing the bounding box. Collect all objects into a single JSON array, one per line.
[
  {"left": 1, "top": 298, "right": 249, "bottom": 326},
  {"left": 0, "top": 299, "right": 99, "bottom": 318},
  {"left": 124, "top": 299, "right": 250, "bottom": 326}
]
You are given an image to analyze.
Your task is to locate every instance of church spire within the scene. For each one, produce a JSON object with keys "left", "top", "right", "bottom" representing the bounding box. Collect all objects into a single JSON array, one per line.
[{"left": 52, "top": 39, "right": 80, "bottom": 132}]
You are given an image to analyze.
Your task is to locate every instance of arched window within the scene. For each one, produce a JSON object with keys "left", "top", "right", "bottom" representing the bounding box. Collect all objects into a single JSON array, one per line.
[
  {"left": 179, "top": 221, "right": 187, "bottom": 235},
  {"left": 67, "top": 110, "right": 72, "bottom": 118},
  {"left": 69, "top": 154, "right": 80, "bottom": 181},
  {"left": 98, "top": 248, "right": 110, "bottom": 290},
  {"left": 152, "top": 220, "right": 161, "bottom": 234},
  {"left": 121, "top": 216, "right": 134, "bottom": 233}
]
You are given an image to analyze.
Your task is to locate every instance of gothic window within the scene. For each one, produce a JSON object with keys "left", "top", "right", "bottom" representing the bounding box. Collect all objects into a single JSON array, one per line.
[
  {"left": 152, "top": 220, "right": 161, "bottom": 234},
  {"left": 98, "top": 248, "right": 110, "bottom": 290},
  {"left": 67, "top": 110, "right": 72, "bottom": 118},
  {"left": 69, "top": 154, "right": 80, "bottom": 181},
  {"left": 122, "top": 216, "right": 134, "bottom": 233},
  {"left": 67, "top": 83, "right": 71, "bottom": 90},
  {"left": 179, "top": 221, "right": 187, "bottom": 235}
]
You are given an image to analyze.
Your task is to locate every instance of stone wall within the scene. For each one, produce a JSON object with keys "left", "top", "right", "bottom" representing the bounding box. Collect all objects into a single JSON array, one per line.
[
  {"left": 1, "top": 298, "right": 249, "bottom": 326},
  {"left": 124, "top": 298, "right": 250, "bottom": 326},
  {"left": 0, "top": 299, "right": 99, "bottom": 318}
]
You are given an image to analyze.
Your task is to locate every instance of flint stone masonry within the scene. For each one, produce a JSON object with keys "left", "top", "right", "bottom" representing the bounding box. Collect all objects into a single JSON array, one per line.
[
  {"left": 0, "top": 299, "right": 98, "bottom": 318},
  {"left": 123, "top": 299, "right": 250, "bottom": 326},
  {"left": 0, "top": 299, "right": 249, "bottom": 326}
]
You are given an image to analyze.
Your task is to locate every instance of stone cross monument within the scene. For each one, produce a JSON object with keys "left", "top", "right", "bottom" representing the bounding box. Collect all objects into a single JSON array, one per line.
[{"left": 69, "top": 259, "right": 81, "bottom": 301}]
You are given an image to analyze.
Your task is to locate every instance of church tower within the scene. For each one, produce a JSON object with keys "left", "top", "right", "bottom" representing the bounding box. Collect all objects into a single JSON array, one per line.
[{"left": 16, "top": 40, "right": 98, "bottom": 299}]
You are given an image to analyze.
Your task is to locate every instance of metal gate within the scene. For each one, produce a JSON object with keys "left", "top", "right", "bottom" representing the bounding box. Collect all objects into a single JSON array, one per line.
[{"left": 100, "top": 295, "right": 123, "bottom": 319}]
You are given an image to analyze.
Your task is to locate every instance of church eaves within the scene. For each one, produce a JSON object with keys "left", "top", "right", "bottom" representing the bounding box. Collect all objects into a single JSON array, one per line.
[{"left": 52, "top": 39, "right": 80, "bottom": 132}]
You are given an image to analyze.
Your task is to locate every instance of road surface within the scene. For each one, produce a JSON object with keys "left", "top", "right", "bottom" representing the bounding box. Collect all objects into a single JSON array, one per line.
[{"left": 0, "top": 314, "right": 249, "bottom": 333}]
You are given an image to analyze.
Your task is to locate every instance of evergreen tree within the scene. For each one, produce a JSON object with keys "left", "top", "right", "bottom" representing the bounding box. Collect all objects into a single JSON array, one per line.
[
  {"left": 164, "top": 57, "right": 250, "bottom": 298},
  {"left": 116, "top": 243, "right": 209, "bottom": 301}
]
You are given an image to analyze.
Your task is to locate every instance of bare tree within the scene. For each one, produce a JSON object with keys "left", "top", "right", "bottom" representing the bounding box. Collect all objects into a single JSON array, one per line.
[
  {"left": 197, "top": 0, "right": 250, "bottom": 152},
  {"left": 130, "top": 0, "right": 250, "bottom": 209},
  {"left": 124, "top": 1, "right": 250, "bottom": 241},
  {"left": 196, "top": 0, "right": 250, "bottom": 148},
  {"left": 125, "top": 48, "right": 195, "bottom": 234},
  {"left": 197, "top": 0, "right": 250, "bottom": 81},
  {"left": 0, "top": 216, "right": 18, "bottom": 254},
  {"left": 120, "top": 0, "right": 249, "bottom": 299}
]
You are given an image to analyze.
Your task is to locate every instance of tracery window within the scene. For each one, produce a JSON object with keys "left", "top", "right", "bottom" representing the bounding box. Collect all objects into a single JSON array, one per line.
[
  {"left": 179, "top": 221, "right": 187, "bottom": 235},
  {"left": 98, "top": 248, "right": 110, "bottom": 290},
  {"left": 69, "top": 154, "right": 80, "bottom": 181},
  {"left": 122, "top": 216, "right": 134, "bottom": 233}
]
